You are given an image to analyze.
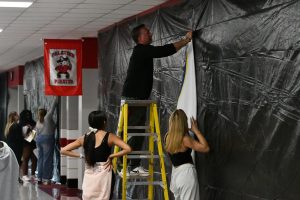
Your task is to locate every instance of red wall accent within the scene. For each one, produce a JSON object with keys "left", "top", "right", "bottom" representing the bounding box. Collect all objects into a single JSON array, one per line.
[
  {"left": 8, "top": 65, "right": 24, "bottom": 88},
  {"left": 60, "top": 138, "right": 68, "bottom": 148},
  {"left": 59, "top": 138, "right": 77, "bottom": 148},
  {"left": 82, "top": 37, "right": 98, "bottom": 69},
  {"left": 67, "top": 139, "right": 76, "bottom": 144}
]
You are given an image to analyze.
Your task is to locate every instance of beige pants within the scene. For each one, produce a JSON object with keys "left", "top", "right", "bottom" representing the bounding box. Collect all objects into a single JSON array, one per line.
[
  {"left": 170, "top": 163, "right": 200, "bottom": 200},
  {"left": 82, "top": 162, "right": 112, "bottom": 200}
]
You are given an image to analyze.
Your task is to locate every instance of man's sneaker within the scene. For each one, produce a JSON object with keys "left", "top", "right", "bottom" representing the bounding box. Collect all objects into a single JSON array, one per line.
[
  {"left": 18, "top": 177, "right": 24, "bottom": 184},
  {"left": 51, "top": 181, "right": 61, "bottom": 185},
  {"left": 32, "top": 176, "right": 40, "bottom": 182},
  {"left": 118, "top": 168, "right": 130, "bottom": 178},
  {"left": 42, "top": 180, "right": 51, "bottom": 185},
  {"left": 130, "top": 166, "right": 149, "bottom": 177},
  {"left": 22, "top": 175, "right": 31, "bottom": 182}
]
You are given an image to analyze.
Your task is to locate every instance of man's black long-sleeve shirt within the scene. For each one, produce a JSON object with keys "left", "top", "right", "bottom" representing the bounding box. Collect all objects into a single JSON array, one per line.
[{"left": 122, "top": 43, "right": 177, "bottom": 99}]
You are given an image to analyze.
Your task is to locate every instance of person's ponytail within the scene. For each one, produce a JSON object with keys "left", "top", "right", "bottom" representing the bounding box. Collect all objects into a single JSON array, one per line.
[{"left": 83, "top": 131, "right": 96, "bottom": 166}]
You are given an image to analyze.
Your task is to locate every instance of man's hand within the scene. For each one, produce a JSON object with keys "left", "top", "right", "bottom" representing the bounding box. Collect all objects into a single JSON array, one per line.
[
  {"left": 174, "top": 31, "right": 193, "bottom": 51},
  {"left": 184, "top": 31, "right": 193, "bottom": 42}
]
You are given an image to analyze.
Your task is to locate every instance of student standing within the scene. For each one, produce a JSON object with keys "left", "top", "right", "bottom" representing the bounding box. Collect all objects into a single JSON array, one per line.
[
  {"left": 61, "top": 111, "right": 131, "bottom": 200},
  {"left": 165, "top": 109, "right": 209, "bottom": 200},
  {"left": 19, "top": 109, "right": 37, "bottom": 182},
  {"left": 35, "top": 97, "right": 58, "bottom": 184}
]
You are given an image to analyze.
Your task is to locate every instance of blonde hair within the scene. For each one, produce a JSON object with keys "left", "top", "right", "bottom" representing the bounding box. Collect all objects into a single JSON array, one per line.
[
  {"left": 38, "top": 109, "right": 47, "bottom": 123},
  {"left": 165, "top": 109, "right": 188, "bottom": 154},
  {"left": 5, "top": 111, "right": 18, "bottom": 137}
]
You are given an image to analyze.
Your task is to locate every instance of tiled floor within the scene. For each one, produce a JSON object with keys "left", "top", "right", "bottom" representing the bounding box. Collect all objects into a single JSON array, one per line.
[{"left": 18, "top": 181, "right": 82, "bottom": 200}]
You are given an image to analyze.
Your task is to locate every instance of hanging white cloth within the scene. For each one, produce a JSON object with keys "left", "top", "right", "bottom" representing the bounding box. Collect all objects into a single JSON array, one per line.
[
  {"left": 177, "top": 41, "right": 197, "bottom": 127},
  {"left": 177, "top": 41, "right": 197, "bottom": 162}
]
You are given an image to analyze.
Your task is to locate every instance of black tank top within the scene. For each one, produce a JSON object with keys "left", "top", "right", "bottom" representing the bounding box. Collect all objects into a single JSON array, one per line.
[
  {"left": 93, "top": 132, "right": 111, "bottom": 162},
  {"left": 168, "top": 148, "right": 193, "bottom": 167},
  {"left": 165, "top": 134, "right": 193, "bottom": 167}
]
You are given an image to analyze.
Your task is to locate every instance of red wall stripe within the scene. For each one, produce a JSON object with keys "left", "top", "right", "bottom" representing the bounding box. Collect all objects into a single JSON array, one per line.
[
  {"left": 82, "top": 37, "right": 98, "bottom": 69},
  {"left": 7, "top": 65, "right": 24, "bottom": 88},
  {"left": 67, "top": 139, "right": 76, "bottom": 144},
  {"left": 60, "top": 138, "right": 67, "bottom": 148},
  {"left": 60, "top": 138, "right": 77, "bottom": 147}
]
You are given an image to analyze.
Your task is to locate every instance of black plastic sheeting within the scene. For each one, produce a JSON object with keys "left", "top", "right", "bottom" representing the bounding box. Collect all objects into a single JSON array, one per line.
[
  {"left": 98, "top": 0, "right": 300, "bottom": 199},
  {"left": 23, "top": 57, "right": 57, "bottom": 119},
  {"left": 0, "top": 73, "right": 8, "bottom": 140},
  {"left": 24, "top": 57, "right": 61, "bottom": 183}
]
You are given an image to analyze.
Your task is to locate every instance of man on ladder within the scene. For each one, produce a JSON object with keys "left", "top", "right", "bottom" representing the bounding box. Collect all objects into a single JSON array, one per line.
[
  {"left": 117, "top": 24, "right": 192, "bottom": 200},
  {"left": 119, "top": 24, "right": 192, "bottom": 177}
]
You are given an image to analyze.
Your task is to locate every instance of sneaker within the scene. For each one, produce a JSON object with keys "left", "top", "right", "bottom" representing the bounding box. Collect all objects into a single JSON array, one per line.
[
  {"left": 118, "top": 168, "right": 130, "bottom": 178},
  {"left": 32, "top": 176, "right": 40, "bottom": 181},
  {"left": 130, "top": 166, "right": 149, "bottom": 177},
  {"left": 22, "top": 175, "right": 31, "bottom": 182},
  {"left": 42, "top": 180, "right": 51, "bottom": 185},
  {"left": 18, "top": 177, "right": 24, "bottom": 184}
]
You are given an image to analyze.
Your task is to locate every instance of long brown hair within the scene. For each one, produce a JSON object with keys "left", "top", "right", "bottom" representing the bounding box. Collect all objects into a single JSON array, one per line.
[
  {"left": 38, "top": 109, "right": 47, "bottom": 123},
  {"left": 165, "top": 109, "right": 189, "bottom": 154},
  {"left": 5, "top": 111, "right": 18, "bottom": 137}
]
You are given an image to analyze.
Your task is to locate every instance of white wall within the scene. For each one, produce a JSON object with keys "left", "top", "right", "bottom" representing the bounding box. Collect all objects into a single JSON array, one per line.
[
  {"left": 77, "top": 68, "right": 99, "bottom": 189},
  {"left": 81, "top": 68, "right": 99, "bottom": 131},
  {"left": 60, "top": 68, "right": 98, "bottom": 189},
  {"left": 7, "top": 85, "right": 24, "bottom": 115}
]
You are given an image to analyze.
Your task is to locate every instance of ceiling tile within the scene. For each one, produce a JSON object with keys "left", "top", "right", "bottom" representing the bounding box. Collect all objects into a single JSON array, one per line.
[
  {"left": 131, "top": 0, "right": 166, "bottom": 6},
  {"left": 84, "top": 0, "right": 131, "bottom": 4},
  {"left": 37, "top": 0, "right": 84, "bottom": 3},
  {"left": 69, "top": 8, "right": 109, "bottom": 14},
  {"left": 121, "top": 4, "right": 154, "bottom": 10},
  {"left": 75, "top": 3, "right": 121, "bottom": 9},
  {"left": 0, "top": 0, "right": 168, "bottom": 69},
  {"left": 31, "top": 3, "right": 77, "bottom": 8}
]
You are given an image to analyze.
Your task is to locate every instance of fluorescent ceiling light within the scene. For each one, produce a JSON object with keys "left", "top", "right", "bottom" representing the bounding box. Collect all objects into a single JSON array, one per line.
[
  {"left": 0, "top": 29, "right": 3, "bottom": 32},
  {"left": 0, "top": 1, "right": 32, "bottom": 8}
]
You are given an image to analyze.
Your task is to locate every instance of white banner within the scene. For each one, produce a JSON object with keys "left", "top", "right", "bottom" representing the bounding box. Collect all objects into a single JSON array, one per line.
[{"left": 177, "top": 41, "right": 197, "bottom": 128}]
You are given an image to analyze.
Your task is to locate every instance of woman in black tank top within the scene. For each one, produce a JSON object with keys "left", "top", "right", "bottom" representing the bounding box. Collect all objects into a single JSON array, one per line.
[
  {"left": 165, "top": 109, "right": 210, "bottom": 200},
  {"left": 61, "top": 111, "right": 132, "bottom": 200}
]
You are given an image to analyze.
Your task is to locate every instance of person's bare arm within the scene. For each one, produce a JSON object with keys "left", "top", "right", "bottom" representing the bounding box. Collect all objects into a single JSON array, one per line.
[
  {"left": 183, "top": 117, "right": 209, "bottom": 153},
  {"left": 108, "top": 134, "right": 132, "bottom": 159},
  {"left": 60, "top": 136, "right": 84, "bottom": 158},
  {"left": 46, "top": 96, "right": 58, "bottom": 119},
  {"left": 173, "top": 31, "right": 193, "bottom": 51}
]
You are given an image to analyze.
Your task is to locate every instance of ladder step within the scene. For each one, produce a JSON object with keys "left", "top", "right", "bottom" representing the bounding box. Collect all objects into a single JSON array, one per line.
[
  {"left": 129, "top": 151, "right": 150, "bottom": 155},
  {"left": 127, "top": 126, "right": 149, "bottom": 130},
  {"left": 127, "top": 155, "right": 160, "bottom": 159},
  {"left": 118, "top": 172, "right": 166, "bottom": 179},
  {"left": 112, "top": 198, "right": 148, "bottom": 200},
  {"left": 122, "top": 99, "right": 156, "bottom": 106},
  {"left": 127, "top": 181, "right": 163, "bottom": 187},
  {"left": 117, "top": 171, "right": 150, "bottom": 179},
  {"left": 128, "top": 151, "right": 164, "bottom": 159},
  {"left": 128, "top": 133, "right": 156, "bottom": 136}
]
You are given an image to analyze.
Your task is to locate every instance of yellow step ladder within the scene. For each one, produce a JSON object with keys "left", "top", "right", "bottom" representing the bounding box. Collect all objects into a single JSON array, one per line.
[{"left": 112, "top": 100, "right": 169, "bottom": 200}]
